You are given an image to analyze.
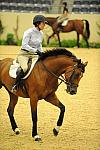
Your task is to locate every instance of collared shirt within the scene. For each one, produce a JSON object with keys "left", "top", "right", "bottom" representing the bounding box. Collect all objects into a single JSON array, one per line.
[{"left": 21, "top": 27, "right": 43, "bottom": 53}]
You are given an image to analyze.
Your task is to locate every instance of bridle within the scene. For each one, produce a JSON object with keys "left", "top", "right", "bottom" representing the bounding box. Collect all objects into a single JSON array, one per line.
[{"left": 41, "top": 61, "right": 78, "bottom": 86}]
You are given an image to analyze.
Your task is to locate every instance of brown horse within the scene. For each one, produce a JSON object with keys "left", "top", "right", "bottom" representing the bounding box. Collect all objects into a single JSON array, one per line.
[
  {"left": 46, "top": 17, "right": 90, "bottom": 48},
  {"left": 0, "top": 48, "right": 88, "bottom": 141}
]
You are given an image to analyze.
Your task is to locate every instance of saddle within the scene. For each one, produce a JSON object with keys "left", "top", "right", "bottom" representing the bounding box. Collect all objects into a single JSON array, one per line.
[
  {"left": 62, "top": 19, "right": 68, "bottom": 26},
  {"left": 57, "top": 19, "right": 69, "bottom": 32},
  {"left": 9, "top": 57, "right": 37, "bottom": 79}
]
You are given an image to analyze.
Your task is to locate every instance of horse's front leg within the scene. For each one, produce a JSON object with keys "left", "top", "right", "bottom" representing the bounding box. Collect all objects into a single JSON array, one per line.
[
  {"left": 7, "top": 92, "right": 20, "bottom": 134},
  {"left": 45, "top": 92, "right": 65, "bottom": 136},
  {"left": 47, "top": 32, "right": 55, "bottom": 45},
  {"left": 30, "top": 95, "right": 41, "bottom": 141},
  {"left": 57, "top": 32, "right": 61, "bottom": 47}
]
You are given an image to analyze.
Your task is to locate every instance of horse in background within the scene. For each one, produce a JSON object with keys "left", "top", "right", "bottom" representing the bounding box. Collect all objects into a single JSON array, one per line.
[{"left": 46, "top": 17, "right": 90, "bottom": 48}]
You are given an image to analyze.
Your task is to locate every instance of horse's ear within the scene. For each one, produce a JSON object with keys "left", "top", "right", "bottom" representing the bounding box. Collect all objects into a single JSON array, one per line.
[
  {"left": 77, "top": 59, "right": 81, "bottom": 64},
  {"left": 84, "top": 61, "right": 88, "bottom": 67}
]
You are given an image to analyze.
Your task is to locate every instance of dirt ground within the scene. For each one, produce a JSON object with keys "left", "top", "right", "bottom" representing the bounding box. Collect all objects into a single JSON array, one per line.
[{"left": 0, "top": 46, "right": 100, "bottom": 150}]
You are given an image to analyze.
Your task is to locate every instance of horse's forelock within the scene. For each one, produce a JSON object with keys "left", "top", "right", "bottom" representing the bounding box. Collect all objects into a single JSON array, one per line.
[{"left": 77, "top": 61, "right": 85, "bottom": 73}]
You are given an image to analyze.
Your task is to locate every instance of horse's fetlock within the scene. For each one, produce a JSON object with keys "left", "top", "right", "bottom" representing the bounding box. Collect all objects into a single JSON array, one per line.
[
  {"left": 53, "top": 128, "right": 59, "bottom": 136},
  {"left": 33, "top": 135, "right": 42, "bottom": 141},
  {"left": 15, "top": 128, "right": 20, "bottom": 135},
  {"left": 59, "top": 103, "right": 65, "bottom": 112}
]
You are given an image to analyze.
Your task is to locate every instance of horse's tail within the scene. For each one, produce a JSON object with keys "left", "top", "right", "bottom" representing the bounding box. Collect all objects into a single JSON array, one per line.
[{"left": 82, "top": 20, "right": 90, "bottom": 39}]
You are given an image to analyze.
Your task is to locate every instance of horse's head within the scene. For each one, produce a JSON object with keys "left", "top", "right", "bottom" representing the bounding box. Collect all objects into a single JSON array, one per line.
[
  {"left": 64, "top": 59, "right": 88, "bottom": 95},
  {"left": 45, "top": 17, "right": 57, "bottom": 26}
]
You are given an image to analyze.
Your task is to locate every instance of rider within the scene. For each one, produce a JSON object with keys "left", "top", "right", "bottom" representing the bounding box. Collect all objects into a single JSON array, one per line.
[
  {"left": 63, "top": 2, "right": 68, "bottom": 14},
  {"left": 11, "top": 15, "right": 47, "bottom": 92},
  {"left": 57, "top": 2, "right": 69, "bottom": 31}
]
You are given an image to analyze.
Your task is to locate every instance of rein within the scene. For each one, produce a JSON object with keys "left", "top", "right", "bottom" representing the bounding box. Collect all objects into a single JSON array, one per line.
[{"left": 41, "top": 61, "right": 77, "bottom": 86}]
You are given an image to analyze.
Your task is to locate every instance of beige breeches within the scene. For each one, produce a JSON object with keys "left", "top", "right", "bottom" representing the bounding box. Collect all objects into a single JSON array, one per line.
[{"left": 17, "top": 51, "right": 38, "bottom": 73}]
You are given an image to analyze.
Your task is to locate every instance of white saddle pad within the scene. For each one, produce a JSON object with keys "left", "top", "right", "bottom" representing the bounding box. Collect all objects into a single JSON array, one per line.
[
  {"left": 9, "top": 58, "right": 38, "bottom": 79},
  {"left": 62, "top": 20, "right": 68, "bottom": 26}
]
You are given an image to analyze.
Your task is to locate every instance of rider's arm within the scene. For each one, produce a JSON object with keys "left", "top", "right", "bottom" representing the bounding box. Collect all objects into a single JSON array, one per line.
[
  {"left": 37, "top": 43, "right": 43, "bottom": 52},
  {"left": 21, "top": 30, "right": 37, "bottom": 53}
]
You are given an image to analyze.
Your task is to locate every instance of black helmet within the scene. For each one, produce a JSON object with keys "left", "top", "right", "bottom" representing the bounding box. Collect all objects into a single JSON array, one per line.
[
  {"left": 63, "top": 2, "right": 67, "bottom": 6},
  {"left": 33, "top": 15, "right": 47, "bottom": 25}
]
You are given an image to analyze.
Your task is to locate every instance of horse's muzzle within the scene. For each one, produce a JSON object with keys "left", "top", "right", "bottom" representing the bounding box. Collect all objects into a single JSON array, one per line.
[{"left": 66, "top": 84, "right": 77, "bottom": 95}]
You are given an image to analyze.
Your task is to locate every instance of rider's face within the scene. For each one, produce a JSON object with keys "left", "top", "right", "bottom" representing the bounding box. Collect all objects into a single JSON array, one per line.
[{"left": 39, "top": 22, "right": 45, "bottom": 30}]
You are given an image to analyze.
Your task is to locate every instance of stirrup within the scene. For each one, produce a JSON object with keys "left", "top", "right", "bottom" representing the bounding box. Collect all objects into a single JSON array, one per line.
[
  {"left": 57, "top": 27, "right": 62, "bottom": 32},
  {"left": 11, "top": 84, "right": 17, "bottom": 93}
]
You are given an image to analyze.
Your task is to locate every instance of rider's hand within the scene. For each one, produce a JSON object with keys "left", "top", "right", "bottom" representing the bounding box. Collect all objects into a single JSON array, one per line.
[{"left": 36, "top": 50, "right": 43, "bottom": 56}]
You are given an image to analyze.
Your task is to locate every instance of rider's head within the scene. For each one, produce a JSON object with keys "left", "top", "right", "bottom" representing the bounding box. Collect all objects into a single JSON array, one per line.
[
  {"left": 33, "top": 15, "right": 47, "bottom": 30},
  {"left": 63, "top": 2, "right": 67, "bottom": 6}
]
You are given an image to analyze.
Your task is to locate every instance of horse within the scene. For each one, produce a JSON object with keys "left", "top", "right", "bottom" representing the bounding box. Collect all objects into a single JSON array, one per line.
[
  {"left": 0, "top": 48, "right": 88, "bottom": 141},
  {"left": 46, "top": 17, "right": 90, "bottom": 48}
]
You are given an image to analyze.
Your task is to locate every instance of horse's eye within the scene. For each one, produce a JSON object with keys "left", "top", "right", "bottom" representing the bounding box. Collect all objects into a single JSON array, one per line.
[
  {"left": 75, "top": 73, "right": 80, "bottom": 78},
  {"left": 75, "top": 72, "right": 83, "bottom": 78},
  {"left": 73, "top": 73, "right": 79, "bottom": 78}
]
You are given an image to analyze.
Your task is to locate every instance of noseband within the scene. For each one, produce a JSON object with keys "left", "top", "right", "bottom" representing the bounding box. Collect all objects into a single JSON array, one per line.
[{"left": 64, "top": 65, "right": 79, "bottom": 87}]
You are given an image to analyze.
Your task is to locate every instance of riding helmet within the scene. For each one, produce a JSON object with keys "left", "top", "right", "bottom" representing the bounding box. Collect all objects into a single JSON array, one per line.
[
  {"left": 33, "top": 15, "right": 47, "bottom": 25},
  {"left": 63, "top": 2, "right": 67, "bottom": 6}
]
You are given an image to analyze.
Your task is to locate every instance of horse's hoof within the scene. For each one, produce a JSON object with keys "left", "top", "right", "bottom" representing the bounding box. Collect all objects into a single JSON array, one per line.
[
  {"left": 34, "top": 135, "right": 42, "bottom": 142},
  {"left": 15, "top": 128, "right": 20, "bottom": 135},
  {"left": 53, "top": 128, "right": 59, "bottom": 136}
]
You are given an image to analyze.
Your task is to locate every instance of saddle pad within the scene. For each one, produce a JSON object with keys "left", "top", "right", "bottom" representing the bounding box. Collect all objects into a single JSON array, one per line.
[
  {"left": 9, "top": 58, "right": 38, "bottom": 79},
  {"left": 62, "top": 20, "right": 68, "bottom": 26}
]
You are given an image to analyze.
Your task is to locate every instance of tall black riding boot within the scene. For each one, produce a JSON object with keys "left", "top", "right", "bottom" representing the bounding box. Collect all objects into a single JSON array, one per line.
[
  {"left": 57, "top": 23, "right": 63, "bottom": 32},
  {"left": 11, "top": 69, "right": 24, "bottom": 92}
]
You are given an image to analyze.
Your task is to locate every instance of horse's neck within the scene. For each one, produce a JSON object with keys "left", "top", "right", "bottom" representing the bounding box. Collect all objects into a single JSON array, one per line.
[
  {"left": 46, "top": 18, "right": 56, "bottom": 26},
  {"left": 44, "top": 56, "right": 75, "bottom": 76}
]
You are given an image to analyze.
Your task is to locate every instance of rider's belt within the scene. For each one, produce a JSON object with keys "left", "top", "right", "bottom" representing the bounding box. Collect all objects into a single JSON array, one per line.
[{"left": 21, "top": 49, "right": 29, "bottom": 52}]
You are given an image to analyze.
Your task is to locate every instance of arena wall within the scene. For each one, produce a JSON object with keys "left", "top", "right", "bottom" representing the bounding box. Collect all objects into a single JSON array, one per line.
[{"left": 0, "top": 12, "right": 100, "bottom": 43}]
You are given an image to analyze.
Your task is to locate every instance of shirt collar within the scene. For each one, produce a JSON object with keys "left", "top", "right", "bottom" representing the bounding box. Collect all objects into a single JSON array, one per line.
[{"left": 33, "top": 27, "right": 40, "bottom": 32}]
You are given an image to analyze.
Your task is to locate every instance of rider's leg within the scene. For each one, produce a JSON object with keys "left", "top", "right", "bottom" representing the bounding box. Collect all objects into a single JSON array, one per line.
[
  {"left": 11, "top": 69, "right": 24, "bottom": 92},
  {"left": 57, "top": 23, "right": 63, "bottom": 32},
  {"left": 11, "top": 55, "right": 29, "bottom": 92}
]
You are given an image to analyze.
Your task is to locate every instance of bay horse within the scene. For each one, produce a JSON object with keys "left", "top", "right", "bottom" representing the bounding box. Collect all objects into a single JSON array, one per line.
[
  {"left": 0, "top": 48, "right": 88, "bottom": 141},
  {"left": 46, "top": 17, "right": 90, "bottom": 48}
]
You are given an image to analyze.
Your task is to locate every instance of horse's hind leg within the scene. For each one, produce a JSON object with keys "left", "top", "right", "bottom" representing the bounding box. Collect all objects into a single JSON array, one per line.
[
  {"left": 45, "top": 92, "right": 65, "bottom": 136},
  {"left": 7, "top": 92, "right": 20, "bottom": 135},
  {"left": 84, "top": 37, "right": 89, "bottom": 48},
  {"left": 77, "top": 32, "right": 80, "bottom": 48}
]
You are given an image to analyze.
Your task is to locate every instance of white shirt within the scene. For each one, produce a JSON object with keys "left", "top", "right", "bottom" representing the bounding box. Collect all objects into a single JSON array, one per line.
[{"left": 21, "top": 27, "right": 43, "bottom": 53}]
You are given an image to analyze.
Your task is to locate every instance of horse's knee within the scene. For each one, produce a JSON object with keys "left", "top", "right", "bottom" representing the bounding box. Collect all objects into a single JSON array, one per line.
[{"left": 59, "top": 102, "right": 65, "bottom": 112}]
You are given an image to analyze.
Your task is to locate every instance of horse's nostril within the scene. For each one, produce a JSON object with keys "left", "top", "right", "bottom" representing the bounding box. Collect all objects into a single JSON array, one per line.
[
  {"left": 66, "top": 89, "right": 70, "bottom": 94},
  {"left": 70, "top": 90, "right": 76, "bottom": 95}
]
